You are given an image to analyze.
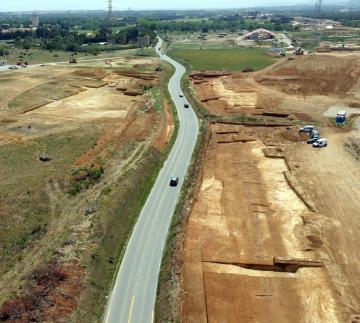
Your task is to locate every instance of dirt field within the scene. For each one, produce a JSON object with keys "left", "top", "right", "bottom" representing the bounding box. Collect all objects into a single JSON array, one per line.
[
  {"left": 182, "top": 53, "right": 360, "bottom": 322},
  {"left": 191, "top": 55, "right": 360, "bottom": 122},
  {"left": 0, "top": 57, "right": 174, "bottom": 322}
]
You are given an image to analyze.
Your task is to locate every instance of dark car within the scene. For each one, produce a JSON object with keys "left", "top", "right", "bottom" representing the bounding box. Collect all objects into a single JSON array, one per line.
[
  {"left": 184, "top": 103, "right": 189, "bottom": 108},
  {"left": 307, "top": 135, "right": 321, "bottom": 144},
  {"left": 170, "top": 176, "right": 179, "bottom": 187},
  {"left": 310, "top": 130, "right": 320, "bottom": 138}
]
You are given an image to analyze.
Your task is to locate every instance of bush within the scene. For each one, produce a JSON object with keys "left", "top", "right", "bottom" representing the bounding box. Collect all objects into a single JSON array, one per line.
[
  {"left": 68, "top": 164, "right": 104, "bottom": 195},
  {"left": 0, "top": 263, "right": 67, "bottom": 321},
  {"left": 242, "top": 66, "right": 254, "bottom": 73}
]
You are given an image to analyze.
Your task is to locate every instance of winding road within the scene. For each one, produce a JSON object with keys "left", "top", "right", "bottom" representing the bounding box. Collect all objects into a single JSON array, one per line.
[{"left": 104, "top": 38, "right": 199, "bottom": 323}]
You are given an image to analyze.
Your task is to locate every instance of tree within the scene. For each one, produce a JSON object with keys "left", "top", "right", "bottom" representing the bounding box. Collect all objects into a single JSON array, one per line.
[
  {"left": 0, "top": 46, "right": 9, "bottom": 57},
  {"left": 22, "top": 39, "right": 32, "bottom": 52}
]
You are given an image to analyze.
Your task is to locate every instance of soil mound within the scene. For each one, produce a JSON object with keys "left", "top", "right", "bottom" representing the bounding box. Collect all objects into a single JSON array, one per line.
[
  {"left": 72, "top": 69, "right": 107, "bottom": 79},
  {"left": 257, "top": 55, "right": 360, "bottom": 95}
]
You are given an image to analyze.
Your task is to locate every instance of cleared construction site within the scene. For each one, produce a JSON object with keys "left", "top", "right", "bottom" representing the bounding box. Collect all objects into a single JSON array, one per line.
[{"left": 181, "top": 53, "right": 360, "bottom": 322}]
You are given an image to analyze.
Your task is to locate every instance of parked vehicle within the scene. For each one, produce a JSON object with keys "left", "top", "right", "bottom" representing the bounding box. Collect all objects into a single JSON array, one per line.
[
  {"left": 336, "top": 111, "right": 346, "bottom": 124},
  {"left": 312, "top": 138, "right": 328, "bottom": 148},
  {"left": 299, "top": 125, "right": 315, "bottom": 134},
  {"left": 307, "top": 135, "right": 321, "bottom": 144},
  {"left": 184, "top": 103, "right": 189, "bottom": 108},
  {"left": 310, "top": 130, "right": 320, "bottom": 139},
  {"left": 170, "top": 176, "right": 179, "bottom": 187},
  {"left": 179, "top": 93, "right": 184, "bottom": 97}
]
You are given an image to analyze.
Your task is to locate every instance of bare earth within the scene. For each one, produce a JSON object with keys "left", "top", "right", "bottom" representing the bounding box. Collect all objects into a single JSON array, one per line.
[{"left": 183, "top": 54, "right": 360, "bottom": 322}]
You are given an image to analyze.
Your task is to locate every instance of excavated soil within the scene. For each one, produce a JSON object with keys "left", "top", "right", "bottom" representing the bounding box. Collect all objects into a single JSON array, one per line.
[
  {"left": 183, "top": 53, "right": 360, "bottom": 323},
  {"left": 0, "top": 68, "right": 156, "bottom": 145},
  {"left": 191, "top": 55, "right": 360, "bottom": 121},
  {"left": 182, "top": 122, "right": 353, "bottom": 323}
]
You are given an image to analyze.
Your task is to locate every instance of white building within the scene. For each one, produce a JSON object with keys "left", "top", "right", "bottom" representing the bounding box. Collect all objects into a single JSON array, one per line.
[{"left": 31, "top": 14, "right": 39, "bottom": 28}]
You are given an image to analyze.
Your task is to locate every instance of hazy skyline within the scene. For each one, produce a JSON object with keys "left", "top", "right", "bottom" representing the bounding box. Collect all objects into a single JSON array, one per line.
[{"left": 0, "top": 0, "right": 349, "bottom": 12}]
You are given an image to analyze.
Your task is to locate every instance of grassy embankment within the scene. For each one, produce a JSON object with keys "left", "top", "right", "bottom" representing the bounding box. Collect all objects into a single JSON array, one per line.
[{"left": 168, "top": 48, "right": 277, "bottom": 71}]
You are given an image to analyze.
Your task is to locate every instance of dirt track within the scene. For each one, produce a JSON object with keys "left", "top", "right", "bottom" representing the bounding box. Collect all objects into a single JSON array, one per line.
[{"left": 183, "top": 54, "right": 360, "bottom": 322}]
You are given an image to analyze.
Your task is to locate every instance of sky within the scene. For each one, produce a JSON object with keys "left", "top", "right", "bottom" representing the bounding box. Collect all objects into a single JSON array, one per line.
[{"left": 1, "top": 0, "right": 347, "bottom": 12}]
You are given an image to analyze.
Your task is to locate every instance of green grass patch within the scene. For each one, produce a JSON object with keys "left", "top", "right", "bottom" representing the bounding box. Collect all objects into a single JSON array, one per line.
[
  {"left": 168, "top": 48, "right": 277, "bottom": 71},
  {"left": 0, "top": 125, "right": 101, "bottom": 282},
  {"left": 134, "top": 48, "right": 157, "bottom": 57}
]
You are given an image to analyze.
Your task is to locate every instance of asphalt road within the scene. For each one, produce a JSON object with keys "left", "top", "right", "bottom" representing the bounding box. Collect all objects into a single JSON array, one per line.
[{"left": 104, "top": 38, "right": 199, "bottom": 323}]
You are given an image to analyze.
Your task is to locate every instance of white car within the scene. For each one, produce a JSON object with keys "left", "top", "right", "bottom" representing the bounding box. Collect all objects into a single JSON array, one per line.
[
  {"left": 312, "top": 138, "right": 328, "bottom": 148},
  {"left": 179, "top": 93, "right": 184, "bottom": 97}
]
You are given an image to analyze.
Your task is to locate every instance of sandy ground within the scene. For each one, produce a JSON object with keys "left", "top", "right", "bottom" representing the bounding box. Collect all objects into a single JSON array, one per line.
[
  {"left": 0, "top": 66, "right": 156, "bottom": 145},
  {"left": 183, "top": 123, "right": 341, "bottom": 323},
  {"left": 183, "top": 53, "right": 360, "bottom": 322}
]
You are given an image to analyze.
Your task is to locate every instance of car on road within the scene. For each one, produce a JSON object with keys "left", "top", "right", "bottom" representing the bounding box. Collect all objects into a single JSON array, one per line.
[
  {"left": 179, "top": 93, "right": 184, "bottom": 97},
  {"left": 312, "top": 138, "right": 328, "bottom": 148},
  {"left": 8, "top": 65, "right": 17, "bottom": 70},
  {"left": 184, "top": 103, "right": 189, "bottom": 108},
  {"left": 169, "top": 176, "right": 179, "bottom": 187},
  {"left": 299, "top": 125, "right": 315, "bottom": 134}
]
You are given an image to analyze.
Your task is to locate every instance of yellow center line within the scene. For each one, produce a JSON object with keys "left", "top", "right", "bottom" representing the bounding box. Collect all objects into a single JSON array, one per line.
[{"left": 128, "top": 296, "right": 135, "bottom": 323}]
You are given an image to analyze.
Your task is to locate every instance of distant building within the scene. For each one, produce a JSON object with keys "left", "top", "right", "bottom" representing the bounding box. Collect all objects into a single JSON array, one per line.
[
  {"left": 31, "top": 14, "right": 39, "bottom": 28},
  {"left": 244, "top": 29, "right": 276, "bottom": 41}
]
